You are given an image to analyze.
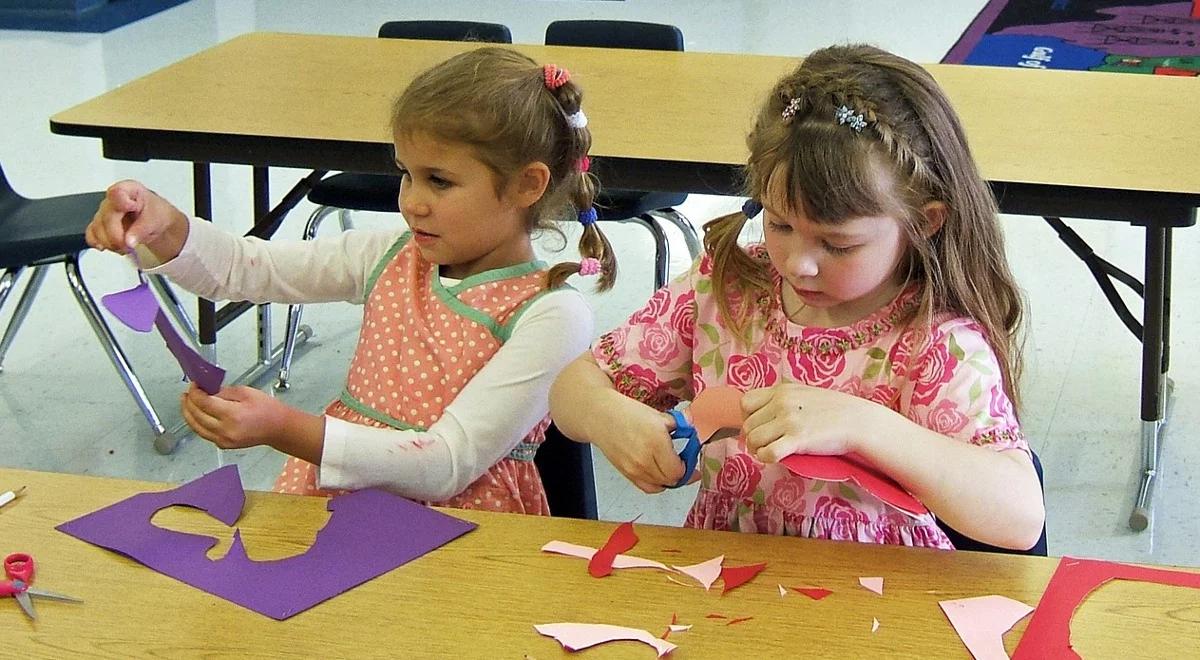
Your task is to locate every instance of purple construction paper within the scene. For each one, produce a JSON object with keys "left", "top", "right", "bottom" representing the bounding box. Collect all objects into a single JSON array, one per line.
[
  {"left": 57, "top": 465, "right": 477, "bottom": 620},
  {"left": 154, "top": 310, "right": 225, "bottom": 395},
  {"left": 101, "top": 282, "right": 160, "bottom": 333}
]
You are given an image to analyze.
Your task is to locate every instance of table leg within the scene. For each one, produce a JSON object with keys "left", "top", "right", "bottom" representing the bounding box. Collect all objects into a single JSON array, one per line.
[
  {"left": 193, "top": 162, "right": 217, "bottom": 363},
  {"left": 1130, "top": 225, "right": 1172, "bottom": 532}
]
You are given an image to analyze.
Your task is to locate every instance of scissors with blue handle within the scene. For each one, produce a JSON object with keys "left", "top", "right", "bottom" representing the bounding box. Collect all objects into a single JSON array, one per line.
[{"left": 668, "top": 410, "right": 738, "bottom": 489}]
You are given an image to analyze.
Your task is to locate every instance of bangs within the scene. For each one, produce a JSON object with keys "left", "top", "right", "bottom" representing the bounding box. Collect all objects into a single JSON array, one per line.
[{"left": 756, "top": 119, "right": 901, "bottom": 224}]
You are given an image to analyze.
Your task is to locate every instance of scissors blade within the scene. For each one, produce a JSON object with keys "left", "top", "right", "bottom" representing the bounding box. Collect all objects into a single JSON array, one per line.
[
  {"left": 701, "top": 427, "right": 740, "bottom": 446},
  {"left": 14, "top": 591, "right": 36, "bottom": 620},
  {"left": 26, "top": 587, "right": 82, "bottom": 603}
]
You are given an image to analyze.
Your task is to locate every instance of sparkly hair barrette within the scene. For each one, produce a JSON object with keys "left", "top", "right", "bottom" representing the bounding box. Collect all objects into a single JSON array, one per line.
[
  {"left": 781, "top": 97, "right": 802, "bottom": 120},
  {"left": 835, "top": 105, "right": 868, "bottom": 132}
]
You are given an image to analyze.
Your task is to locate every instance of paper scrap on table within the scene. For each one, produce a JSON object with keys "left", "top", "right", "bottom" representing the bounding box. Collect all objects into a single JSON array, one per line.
[
  {"left": 535, "top": 623, "right": 676, "bottom": 657},
  {"left": 778, "top": 584, "right": 787, "bottom": 597},
  {"left": 589, "top": 520, "right": 639, "bottom": 578},
  {"left": 1012, "top": 557, "right": 1200, "bottom": 659},
  {"left": 669, "top": 624, "right": 692, "bottom": 632},
  {"left": 672, "top": 555, "right": 724, "bottom": 590},
  {"left": 57, "top": 464, "right": 475, "bottom": 619},
  {"left": 721, "top": 562, "right": 767, "bottom": 594},
  {"left": 541, "top": 541, "right": 669, "bottom": 571},
  {"left": 872, "top": 617, "right": 880, "bottom": 633},
  {"left": 793, "top": 587, "right": 833, "bottom": 600},
  {"left": 860, "top": 576, "right": 884, "bottom": 595},
  {"left": 940, "top": 595, "right": 1032, "bottom": 660}
]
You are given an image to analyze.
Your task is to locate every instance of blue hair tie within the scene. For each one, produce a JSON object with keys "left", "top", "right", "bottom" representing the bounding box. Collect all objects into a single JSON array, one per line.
[
  {"left": 742, "top": 199, "right": 763, "bottom": 218},
  {"left": 578, "top": 206, "right": 598, "bottom": 226}
]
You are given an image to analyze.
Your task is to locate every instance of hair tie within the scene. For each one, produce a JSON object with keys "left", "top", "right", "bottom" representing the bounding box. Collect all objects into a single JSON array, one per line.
[
  {"left": 565, "top": 110, "right": 588, "bottom": 129},
  {"left": 742, "top": 199, "right": 763, "bottom": 218},
  {"left": 578, "top": 155, "right": 591, "bottom": 173},
  {"left": 578, "top": 257, "right": 602, "bottom": 277},
  {"left": 578, "top": 206, "right": 598, "bottom": 226},
  {"left": 543, "top": 64, "right": 571, "bottom": 90}
]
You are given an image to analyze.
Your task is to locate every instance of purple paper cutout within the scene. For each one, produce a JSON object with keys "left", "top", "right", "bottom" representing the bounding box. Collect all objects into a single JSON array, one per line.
[
  {"left": 56, "top": 465, "right": 477, "bottom": 619},
  {"left": 101, "top": 281, "right": 160, "bottom": 333},
  {"left": 154, "top": 310, "right": 225, "bottom": 394}
]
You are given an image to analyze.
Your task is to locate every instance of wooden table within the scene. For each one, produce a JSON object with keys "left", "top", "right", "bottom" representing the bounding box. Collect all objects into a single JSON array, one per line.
[
  {"left": 3, "top": 467, "right": 1198, "bottom": 658},
  {"left": 50, "top": 32, "right": 1200, "bottom": 529}
]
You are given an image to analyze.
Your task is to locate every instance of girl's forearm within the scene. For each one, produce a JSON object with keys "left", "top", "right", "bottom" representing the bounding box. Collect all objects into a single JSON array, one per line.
[
  {"left": 269, "top": 408, "right": 326, "bottom": 465},
  {"left": 854, "top": 405, "right": 1045, "bottom": 550},
  {"left": 549, "top": 354, "right": 629, "bottom": 446}
]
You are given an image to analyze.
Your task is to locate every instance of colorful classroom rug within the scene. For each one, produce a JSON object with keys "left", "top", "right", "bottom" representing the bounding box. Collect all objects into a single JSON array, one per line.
[{"left": 943, "top": 0, "right": 1200, "bottom": 75}]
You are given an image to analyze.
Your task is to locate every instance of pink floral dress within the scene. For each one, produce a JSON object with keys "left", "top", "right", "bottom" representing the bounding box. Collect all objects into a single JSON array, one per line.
[
  {"left": 593, "top": 248, "right": 1028, "bottom": 548},
  {"left": 274, "top": 234, "right": 551, "bottom": 515}
]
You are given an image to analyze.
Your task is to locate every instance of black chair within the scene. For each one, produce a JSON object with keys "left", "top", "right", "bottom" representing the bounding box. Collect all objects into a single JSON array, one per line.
[
  {"left": 0, "top": 163, "right": 183, "bottom": 452},
  {"left": 937, "top": 451, "right": 1049, "bottom": 556},
  {"left": 535, "top": 422, "right": 598, "bottom": 519},
  {"left": 275, "top": 20, "right": 513, "bottom": 390},
  {"left": 544, "top": 19, "right": 699, "bottom": 290}
]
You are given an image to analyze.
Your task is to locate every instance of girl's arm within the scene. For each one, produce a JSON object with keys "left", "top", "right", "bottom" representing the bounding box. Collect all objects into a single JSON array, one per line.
[{"left": 550, "top": 354, "right": 685, "bottom": 493}]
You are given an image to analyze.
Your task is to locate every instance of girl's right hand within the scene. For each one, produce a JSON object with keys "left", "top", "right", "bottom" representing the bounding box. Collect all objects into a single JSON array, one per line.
[
  {"left": 86, "top": 180, "right": 189, "bottom": 260},
  {"left": 592, "top": 404, "right": 686, "bottom": 494}
]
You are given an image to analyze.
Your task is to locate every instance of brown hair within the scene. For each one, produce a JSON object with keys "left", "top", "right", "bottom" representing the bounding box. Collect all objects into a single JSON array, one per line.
[
  {"left": 390, "top": 46, "right": 615, "bottom": 290},
  {"left": 705, "top": 44, "right": 1025, "bottom": 411}
]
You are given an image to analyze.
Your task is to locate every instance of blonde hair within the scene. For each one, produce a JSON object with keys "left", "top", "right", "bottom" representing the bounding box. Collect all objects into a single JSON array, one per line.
[
  {"left": 390, "top": 47, "right": 616, "bottom": 290},
  {"left": 705, "top": 44, "right": 1025, "bottom": 411}
]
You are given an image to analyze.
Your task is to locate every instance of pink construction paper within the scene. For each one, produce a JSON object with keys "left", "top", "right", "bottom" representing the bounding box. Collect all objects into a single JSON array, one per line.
[
  {"left": 689, "top": 386, "right": 744, "bottom": 441},
  {"left": 672, "top": 555, "right": 724, "bottom": 590},
  {"left": 781, "top": 453, "right": 929, "bottom": 517},
  {"left": 56, "top": 465, "right": 476, "bottom": 619},
  {"left": 101, "top": 281, "right": 159, "bottom": 333},
  {"left": 859, "top": 576, "right": 884, "bottom": 595},
  {"left": 1012, "top": 557, "right": 1200, "bottom": 659},
  {"left": 940, "top": 595, "right": 1033, "bottom": 660},
  {"left": 535, "top": 623, "right": 677, "bottom": 657},
  {"left": 540, "top": 541, "right": 668, "bottom": 571},
  {"left": 872, "top": 617, "right": 880, "bottom": 633}
]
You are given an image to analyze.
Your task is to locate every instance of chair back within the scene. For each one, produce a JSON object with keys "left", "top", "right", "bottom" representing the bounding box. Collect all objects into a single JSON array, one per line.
[
  {"left": 378, "top": 20, "right": 512, "bottom": 43},
  {"left": 545, "top": 20, "right": 683, "bottom": 51},
  {"left": 937, "top": 450, "right": 1049, "bottom": 556},
  {"left": 535, "top": 423, "right": 598, "bottom": 519}
]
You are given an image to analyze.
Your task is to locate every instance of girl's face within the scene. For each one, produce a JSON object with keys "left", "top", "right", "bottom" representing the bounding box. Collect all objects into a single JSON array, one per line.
[
  {"left": 393, "top": 132, "right": 536, "bottom": 279},
  {"left": 761, "top": 196, "right": 909, "bottom": 327}
]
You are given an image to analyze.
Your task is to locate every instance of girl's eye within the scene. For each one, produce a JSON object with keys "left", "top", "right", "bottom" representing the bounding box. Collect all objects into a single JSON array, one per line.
[
  {"left": 429, "top": 175, "right": 452, "bottom": 189},
  {"left": 767, "top": 221, "right": 792, "bottom": 233},
  {"left": 823, "top": 242, "right": 857, "bottom": 255}
]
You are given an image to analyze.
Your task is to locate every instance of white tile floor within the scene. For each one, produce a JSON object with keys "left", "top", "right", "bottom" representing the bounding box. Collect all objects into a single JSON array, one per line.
[{"left": 1, "top": 0, "right": 1196, "bottom": 567}]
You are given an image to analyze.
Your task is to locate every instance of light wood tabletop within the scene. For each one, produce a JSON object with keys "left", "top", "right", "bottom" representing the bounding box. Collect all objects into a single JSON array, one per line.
[
  {"left": 50, "top": 32, "right": 1200, "bottom": 198},
  {"left": 2, "top": 467, "right": 1198, "bottom": 658}
]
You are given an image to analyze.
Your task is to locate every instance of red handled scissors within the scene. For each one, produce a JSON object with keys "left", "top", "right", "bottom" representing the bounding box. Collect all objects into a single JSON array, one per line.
[{"left": 2, "top": 553, "right": 82, "bottom": 620}]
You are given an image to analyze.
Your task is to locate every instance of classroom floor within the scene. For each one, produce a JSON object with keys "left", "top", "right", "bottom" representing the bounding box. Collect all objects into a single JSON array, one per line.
[{"left": 2, "top": 0, "right": 1197, "bottom": 567}]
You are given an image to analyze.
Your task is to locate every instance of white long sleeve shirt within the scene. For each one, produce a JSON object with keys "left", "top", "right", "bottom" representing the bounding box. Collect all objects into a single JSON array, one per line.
[{"left": 149, "top": 218, "right": 592, "bottom": 500}]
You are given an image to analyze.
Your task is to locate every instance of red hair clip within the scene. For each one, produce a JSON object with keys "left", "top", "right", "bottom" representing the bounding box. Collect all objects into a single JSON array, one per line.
[{"left": 543, "top": 64, "right": 571, "bottom": 90}]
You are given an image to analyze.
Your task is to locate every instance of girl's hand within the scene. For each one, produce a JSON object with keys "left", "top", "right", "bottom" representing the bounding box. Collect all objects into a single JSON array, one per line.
[
  {"left": 741, "top": 383, "right": 871, "bottom": 463},
  {"left": 181, "top": 383, "right": 292, "bottom": 450},
  {"left": 86, "top": 180, "right": 189, "bottom": 259},
  {"left": 592, "top": 403, "right": 685, "bottom": 494}
]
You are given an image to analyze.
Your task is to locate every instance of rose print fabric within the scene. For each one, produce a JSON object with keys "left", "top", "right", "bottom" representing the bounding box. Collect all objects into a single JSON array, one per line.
[
  {"left": 593, "top": 248, "right": 1028, "bottom": 549},
  {"left": 274, "top": 234, "right": 551, "bottom": 515}
]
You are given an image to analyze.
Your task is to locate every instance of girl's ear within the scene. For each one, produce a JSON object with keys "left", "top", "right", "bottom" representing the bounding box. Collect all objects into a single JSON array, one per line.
[
  {"left": 511, "top": 161, "right": 551, "bottom": 209},
  {"left": 920, "top": 201, "right": 948, "bottom": 238}
]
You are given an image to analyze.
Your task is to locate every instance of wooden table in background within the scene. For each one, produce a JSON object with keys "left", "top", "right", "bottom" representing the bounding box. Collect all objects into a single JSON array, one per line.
[
  {"left": 2, "top": 467, "right": 1199, "bottom": 657},
  {"left": 50, "top": 32, "right": 1200, "bottom": 530}
]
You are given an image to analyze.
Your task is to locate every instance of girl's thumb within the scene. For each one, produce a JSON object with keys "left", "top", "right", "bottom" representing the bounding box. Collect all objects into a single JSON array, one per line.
[{"left": 108, "top": 181, "right": 146, "bottom": 214}]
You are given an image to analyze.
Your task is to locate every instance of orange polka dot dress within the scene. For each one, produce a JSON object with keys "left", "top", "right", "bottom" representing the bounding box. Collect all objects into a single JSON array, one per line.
[{"left": 273, "top": 233, "right": 551, "bottom": 515}]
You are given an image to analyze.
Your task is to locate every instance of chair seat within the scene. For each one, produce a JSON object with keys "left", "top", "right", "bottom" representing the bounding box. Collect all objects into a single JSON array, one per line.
[
  {"left": 594, "top": 189, "right": 686, "bottom": 221},
  {"left": 306, "top": 173, "right": 401, "bottom": 213},
  {"left": 0, "top": 191, "right": 104, "bottom": 269}
]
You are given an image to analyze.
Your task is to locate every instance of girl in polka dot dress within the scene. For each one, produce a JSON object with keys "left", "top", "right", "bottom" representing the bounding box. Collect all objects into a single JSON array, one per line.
[
  {"left": 86, "top": 47, "right": 616, "bottom": 515},
  {"left": 551, "top": 45, "right": 1045, "bottom": 550}
]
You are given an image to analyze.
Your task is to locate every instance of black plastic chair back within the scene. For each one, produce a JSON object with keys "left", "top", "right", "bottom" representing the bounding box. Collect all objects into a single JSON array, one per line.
[
  {"left": 378, "top": 20, "right": 512, "bottom": 43},
  {"left": 535, "top": 423, "right": 598, "bottom": 519},
  {"left": 937, "top": 451, "right": 1049, "bottom": 556},
  {"left": 545, "top": 20, "right": 683, "bottom": 51}
]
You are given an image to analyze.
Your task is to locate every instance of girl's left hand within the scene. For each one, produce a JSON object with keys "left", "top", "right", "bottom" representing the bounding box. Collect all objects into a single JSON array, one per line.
[
  {"left": 181, "top": 383, "right": 290, "bottom": 450},
  {"left": 741, "top": 383, "right": 871, "bottom": 463}
]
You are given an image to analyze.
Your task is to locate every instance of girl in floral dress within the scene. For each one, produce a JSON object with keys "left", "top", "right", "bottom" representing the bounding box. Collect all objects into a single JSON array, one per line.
[{"left": 551, "top": 44, "right": 1045, "bottom": 550}]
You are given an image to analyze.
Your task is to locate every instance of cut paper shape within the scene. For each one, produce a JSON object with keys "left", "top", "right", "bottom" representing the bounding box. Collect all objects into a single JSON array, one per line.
[
  {"left": 859, "top": 576, "right": 884, "bottom": 595},
  {"left": 940, "top": 595, "right": 1033, "bottom": 660},
  {"left": 534, "top": 623, "right": 676, "bottom": 658},
  {"left": 1012, "top": 557, "right": 1200, "bottom": 659},
  {"left": 101, "top": 281, "right": 159, "bottom": 332},
  {"left": 673, "top": 555, "right": 724, "bottom": 590},
  {"left": 793, "top": 587, "right": 833, "bottom": 600},
  {"left": 589, "top": 521, "right": 639, "bottom": 578},
  {"left": 666, "top": 575, "right": 697, "bottom": 588},
  {"left": 781, "top": 453, "right": 928, "bottom": 517},
  {"left": 689, "top": 386, "right": 745, "bottom": 441},
  {"left": 540, "top": 541, "right": 668, "bottom": 571},
  {"left": 705, "top": 613, "right": 727, "bottom": 619},
  {"left": 727, "top": 616, "right": 754, "bottom": 625},
  {"left": 57, "top": 465, "right": 475, "bottom": 619},
  {"left": 721, "top": 562, "right": 767, "bottom": 594},
  {"left": 778, "top": 584, "right": 787, "bottom": 597},
  {"left": 669, "top": 624, "right": 692, "bottom": 632},
  {"left": 872, "top": 617, "right": 880, "bottom": 633}
]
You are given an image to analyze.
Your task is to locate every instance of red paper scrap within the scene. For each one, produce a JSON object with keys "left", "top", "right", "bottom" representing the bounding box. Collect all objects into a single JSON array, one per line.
[
  {"left": 792, "top": 587, "right": 833, "bottom": 600},
  {"left": 781, "top": 453, "right": 928, "bottom": 517},
  {"left": 705, "top": 613, "right": 728, "bottom": 619},
  {"left": 727, "top": 616, "right": 754, "bottom": 626},
  {"left": 720, "top": 562, "right": 767, "bottom": 594},
  {"left": 588, "top": 521, "right": 639, "bottom": 578},
  {"left": 1013, "top": 557, "right": 1200, "bottom": 659}
]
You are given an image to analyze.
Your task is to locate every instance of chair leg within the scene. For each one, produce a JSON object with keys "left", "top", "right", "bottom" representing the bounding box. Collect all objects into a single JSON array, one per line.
[
  {"left": 631, "top": 214, "right": 671, "bottom": 290},
  {"left": 147, "top": 274, "right": 200, "bottom": 349},
  {"left": 276, "top": 204, "right": 339, "bottom": 389},
  {"left": 652, "top": 207, "right": 701, "bottom": 261},
  {"left": 338, "top": 208, "right": 355, "bottom": 232},
  {"left": 64, "top": 254, "right": 173, "bottom": 448},
  {"left": 0, "top": 267, "right": 40, "bottom": 372}
]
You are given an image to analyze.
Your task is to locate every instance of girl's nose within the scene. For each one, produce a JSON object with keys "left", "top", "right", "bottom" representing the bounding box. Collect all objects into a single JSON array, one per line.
[
  {"left": 787, "top": 246, "right": 820, "bottom": 278},
  {"left": 399, "top": 188, "right": 428, "bottom": 218}
]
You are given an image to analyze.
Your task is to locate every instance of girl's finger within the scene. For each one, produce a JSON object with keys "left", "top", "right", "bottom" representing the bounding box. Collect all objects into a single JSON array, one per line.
[
  {"left": 181, "top": 398, "right": 220, "bottom": 443},
  {"left": 744, "top": 416, "right": 787, "bottom": 453},
  {"left": 740, "top": 387, "right": 773, "bottom": 416},
  {"left": 633, "top": 479, "right": 666, "bottom": 494}
]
